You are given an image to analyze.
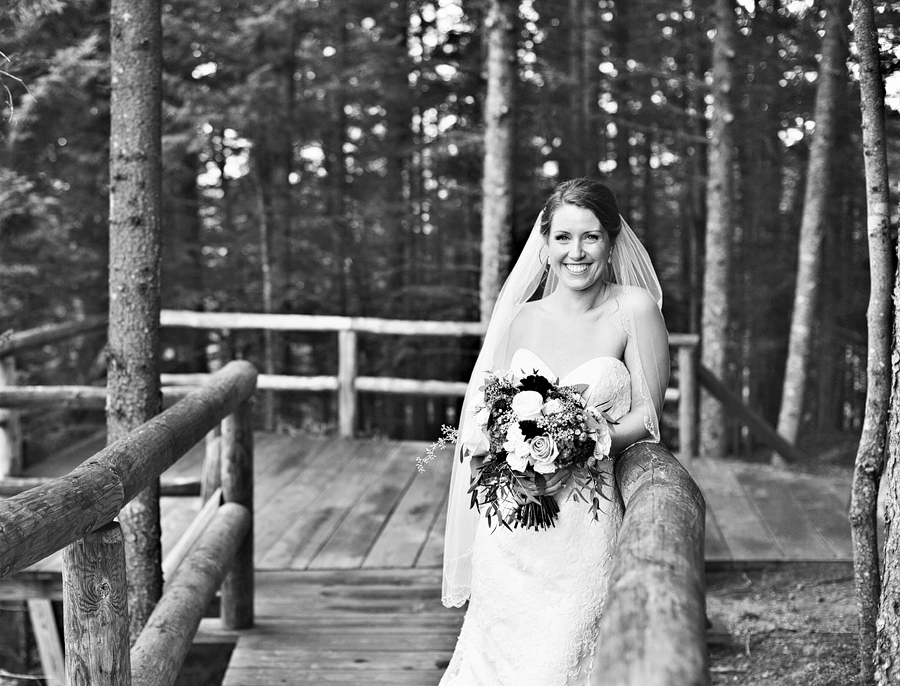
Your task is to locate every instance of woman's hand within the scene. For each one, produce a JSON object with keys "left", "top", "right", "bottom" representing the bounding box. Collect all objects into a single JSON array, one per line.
[{"left": 514, "top": 465, "right": 572, "bottom": 498}]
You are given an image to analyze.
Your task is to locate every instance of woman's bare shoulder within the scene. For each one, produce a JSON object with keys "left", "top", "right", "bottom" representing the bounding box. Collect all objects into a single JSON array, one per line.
[{"left": 612, "top": 284, "right": 660, "bottom": 316}]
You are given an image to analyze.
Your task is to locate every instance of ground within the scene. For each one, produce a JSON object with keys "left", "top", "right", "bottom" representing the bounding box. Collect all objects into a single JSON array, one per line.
[{"left": 707, "top": 563, "right": 860, "bottom": 684}]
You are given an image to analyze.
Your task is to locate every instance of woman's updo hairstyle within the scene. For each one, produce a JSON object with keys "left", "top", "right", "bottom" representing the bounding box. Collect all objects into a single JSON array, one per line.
[{"left": 539, "top": 178, "right": 622, "bottom": 240}]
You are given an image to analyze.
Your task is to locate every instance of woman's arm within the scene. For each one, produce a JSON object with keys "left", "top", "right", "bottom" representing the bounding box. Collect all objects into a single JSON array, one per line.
[{"left": 608, "top": 289, "right": 670, "bottom": 455}]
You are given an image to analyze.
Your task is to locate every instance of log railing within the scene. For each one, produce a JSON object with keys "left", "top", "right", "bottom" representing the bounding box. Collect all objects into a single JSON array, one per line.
[
  {"left": 0, "top": 360, "right": 257, "bottom": 686},
  {"left": 0, "top": 316, "right": 108, "bottom": 477},
  {"left": 157, "top": 310, "right": 700, "bottom": 459},
  {"left": 0, "top": 312, "right": 700, "bottom": 464},
  {"left": 596, "top": 441, "right": 709, "bottom": 685}
]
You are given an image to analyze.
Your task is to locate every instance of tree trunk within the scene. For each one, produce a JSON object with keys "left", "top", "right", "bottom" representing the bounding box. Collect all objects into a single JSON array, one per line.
[
  {"left": 107, "top": 0, "right": 163, "bottom": 644},
  {"left": 479, "top": 0, "right": 516, "bottom": 324},
  {"left": 775, "top": 0, "right": 846, "bottom": 450},
  {"left": 579, "top": 0, "right": 600, "bottom": 178},
  {"left": 699, "top": 0, "right": 736, "bottom": 459},
  {"left": 256, "top": 177, "right": 277, "bottom": 431},
  {"left": 848, "top": 0, "right": 894, "bottom": 680}
]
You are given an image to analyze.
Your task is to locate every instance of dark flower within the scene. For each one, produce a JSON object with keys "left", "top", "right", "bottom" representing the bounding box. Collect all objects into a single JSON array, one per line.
[
  {"left": 519, "top": 371, "right": 554, "bottom": 398},
  {"left": 519, "top": 419, "right": 541, "bottom": 440}
]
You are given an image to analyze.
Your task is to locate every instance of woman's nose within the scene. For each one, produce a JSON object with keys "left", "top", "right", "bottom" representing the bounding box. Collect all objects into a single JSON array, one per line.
[{"left": 569, "top": 241, "right": 585, "bottom": 258}]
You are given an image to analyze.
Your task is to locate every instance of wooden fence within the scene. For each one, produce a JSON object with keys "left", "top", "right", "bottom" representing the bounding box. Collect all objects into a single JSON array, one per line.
[
  {"left": 157, "top": 310, "right": 700, "bottom": 458},
  {"left": 0, "top": 312, "right": 700, "bottom": 473},
  {"left": 0, "top": 361, "right": 257, "bottom": 686}
]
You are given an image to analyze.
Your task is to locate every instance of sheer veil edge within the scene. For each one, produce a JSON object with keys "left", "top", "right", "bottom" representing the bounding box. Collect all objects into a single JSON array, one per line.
[{"left": 441, "top": 213, "right": 666, "bottom": 608}]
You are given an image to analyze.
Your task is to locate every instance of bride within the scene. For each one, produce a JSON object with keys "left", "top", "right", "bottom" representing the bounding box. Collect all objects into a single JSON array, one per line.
[{"left": 439, "top": 178, "right": 670, "bottom": 686}]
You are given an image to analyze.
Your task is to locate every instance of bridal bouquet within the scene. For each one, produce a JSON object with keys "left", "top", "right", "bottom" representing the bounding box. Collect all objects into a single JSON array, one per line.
[{"left": 463, "top": 368, "right": 614, "bottom": 531}]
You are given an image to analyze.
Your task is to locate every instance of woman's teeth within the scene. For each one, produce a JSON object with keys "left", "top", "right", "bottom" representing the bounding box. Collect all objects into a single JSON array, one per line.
[{"left": 565, "top": 264, "right": 588, "bottom": 274}]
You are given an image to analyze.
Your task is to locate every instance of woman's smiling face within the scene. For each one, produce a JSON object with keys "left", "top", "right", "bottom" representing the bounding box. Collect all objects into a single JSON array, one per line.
[{"left": 546, "top": 204, "right": 612, "bottom": 292}]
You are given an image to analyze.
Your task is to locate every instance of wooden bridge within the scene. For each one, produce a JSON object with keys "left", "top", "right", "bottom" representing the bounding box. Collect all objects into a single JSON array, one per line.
[
  {"left": 1, "top": 429, "right": 852, "bottom": 685},
  {"left": 0, "top": 315, "right": 852, "bottom": 685}
]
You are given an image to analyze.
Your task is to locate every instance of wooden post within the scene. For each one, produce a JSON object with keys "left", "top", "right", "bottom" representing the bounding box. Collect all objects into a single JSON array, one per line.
[
  {"left": 201, "top": 426, "right": 221, "bottom": 502},
  {"left": 338, "top": 329, "right": 357, "bottom": 437},
  {"left": 0, "top": 356, "right": 24, "bottom": 477},
  {"left": 220, "top": 401, "right": 254, "bottom": 629},
  {"left": 678, "top": 344, "right": 698, "bottom": 463},
  {"left": 63, "top": 521, "right": 132, "bottom": 686}
]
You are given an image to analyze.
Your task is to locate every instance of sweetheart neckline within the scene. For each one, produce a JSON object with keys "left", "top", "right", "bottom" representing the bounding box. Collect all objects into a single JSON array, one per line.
[{"left": 511, "top": 347, "right": 627, "bottom": 383}]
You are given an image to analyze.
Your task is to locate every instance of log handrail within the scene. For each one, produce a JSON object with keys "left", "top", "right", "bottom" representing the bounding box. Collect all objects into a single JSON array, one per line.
[
  {"left": 0, "top": 360, "right": 258, "bottom": 686},
  {"left": 0, "top": 360, "right": 256, "bottom": 577},
  {"left": 595, "top": 441, "right": 708, "bottom": 684},
  {"left": 0, "top": 315, "right": 108, "bottom": 357}
]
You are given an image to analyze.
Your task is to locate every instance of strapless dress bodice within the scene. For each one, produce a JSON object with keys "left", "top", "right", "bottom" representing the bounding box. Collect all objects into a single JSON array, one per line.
[{"left": 510, "top": 348, "right": 631, "bottom": 421}]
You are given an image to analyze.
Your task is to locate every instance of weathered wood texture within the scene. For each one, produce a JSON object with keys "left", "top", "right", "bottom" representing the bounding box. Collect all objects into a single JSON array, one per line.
[
  {"left": 131, "top": 503, "right": 251, "bottom": 686},
  {"left": 0, "top": 386, "right": 190, "bottom": 409},
  {"left": 221, "top": 402, "right": 254, "bottom": 629},
  {"left": 4, "top": 435, "right": 852, "bottom": 590},
  {"left": 0, "top": 316, "right": 107, "bottom": 357},
  {"left": 27, "top": 598, "right": 65, "bottom": 685},
  {"left": 63, "top": 522, "right": 131, "bottom": 686},
  {"left": 215, "top": 569, "right": 463, "bottom": 686},
  {"left": 594, "top": 442, "right": 709, "bottom": 686},
  {"left": 0, "top": 476, "right": 200, "bottom": 498},
  {"left": 0, "top": 361, "right": 256, "bottom": 578}
]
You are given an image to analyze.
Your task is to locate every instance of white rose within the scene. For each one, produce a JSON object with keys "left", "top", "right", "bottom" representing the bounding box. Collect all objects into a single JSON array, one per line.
[
  {"left": 542, "top": 398, "right": 565, "bottom": 415},
  {"left": 474, "top": 406, "right": 491, "bottom": 427},
  {"left": 506, "top": 451, "right": 530, "bottom": 472},
  {"left": 511, "top": 390, "right": 544, "bottom": 421},
  {"left": 529, "top": 435, "right": 559, "bottom": 474},
  {"left": 503, "top": 423, "right": 532, "bottom": 472}
]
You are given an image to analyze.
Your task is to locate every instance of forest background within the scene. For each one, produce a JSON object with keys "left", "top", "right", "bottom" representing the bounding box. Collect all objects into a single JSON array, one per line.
[{"left": 2, "top": 0, "right": 899, "bottom": 458}]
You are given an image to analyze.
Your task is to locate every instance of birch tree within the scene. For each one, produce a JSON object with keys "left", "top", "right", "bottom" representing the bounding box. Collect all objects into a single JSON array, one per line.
[
  {"left": 106, "top": 0, "right": 164, "bottom": 642},
  {"left": 847, "top": 0, "right": 893, "bottom": 680},
  {"left": 699, "top": 0, "right": 736, "bottom": 459},
  {"left": 775, "top": 0, "right": 847, "bottom": 451},
  {"left": 479, "top": 0, "right": 516, "bottom": 323}
]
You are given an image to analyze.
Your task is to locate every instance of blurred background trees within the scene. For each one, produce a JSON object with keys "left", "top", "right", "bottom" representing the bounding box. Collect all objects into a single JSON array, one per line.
[{"left": 1, "top": 0, "right": 898, "bottom": 452}]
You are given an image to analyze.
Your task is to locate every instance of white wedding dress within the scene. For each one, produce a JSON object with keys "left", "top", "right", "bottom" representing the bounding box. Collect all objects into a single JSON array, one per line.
[{"left": 440, "top": 348, "right": 630, "bottom": 686}]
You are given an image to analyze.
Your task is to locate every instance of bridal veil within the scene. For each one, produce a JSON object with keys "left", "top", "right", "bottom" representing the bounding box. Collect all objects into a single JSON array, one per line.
[{"left": 441, "top": 209, "right": 668, "bottom": 608}]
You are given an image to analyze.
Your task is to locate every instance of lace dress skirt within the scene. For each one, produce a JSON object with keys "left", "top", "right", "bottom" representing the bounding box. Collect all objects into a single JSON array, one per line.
[{"left": 439, "top": 470, "right": 624, "bottom": 686}]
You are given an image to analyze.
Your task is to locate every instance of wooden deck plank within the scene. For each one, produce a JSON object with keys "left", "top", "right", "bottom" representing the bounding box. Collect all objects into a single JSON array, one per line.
[
  {"left": 687, "top": 459, "right": 782, "bottom": 559},
  {"left": 221, "top": 569, "right": 460, "bottom": 686},
  {"left": 223, "top": 667, "right": 445, "bottom": 685},
  {"left": 252, "top": 436, "right": 342, "bottom": 561},
  {"left": 308, "top": 444, "right": 418, "bottom": 569},
  {"left": 791, "top": 474, "right": 853, "bottom": 558},
  {"left": 416, "top": 489, "right": 449, "bottom": 568},
  {"left": 701, "top": 506, "right": 732, "bottom": 561},
  {"left": 364, "top": 444, "right": 452, "bottom": 569},
  {"left": 286, "top": 441, "right": 407, "bottom": 570},
  {"left": 255, "top": 440, "right": 371, "bottom": 568},
  {"left": 732, "top": 464, "right": 841, "bottom": 559},
  {"left": 257, "top": 440, "right": 393, "bottom": 569}
]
